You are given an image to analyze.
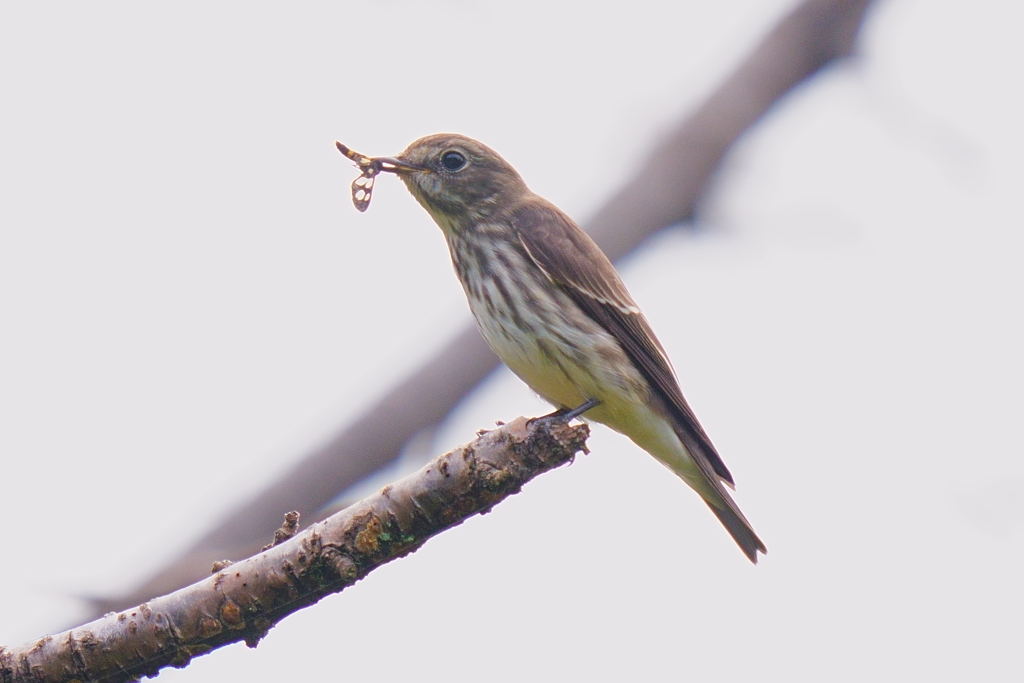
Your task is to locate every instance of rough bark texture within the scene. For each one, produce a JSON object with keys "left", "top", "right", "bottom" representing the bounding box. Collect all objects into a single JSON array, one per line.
[
  {"left": 0, "top": 417, "right": 589, "bottom": 683},
  {"left": 88, "top": 0, "right": 877, "bottom": 617}
]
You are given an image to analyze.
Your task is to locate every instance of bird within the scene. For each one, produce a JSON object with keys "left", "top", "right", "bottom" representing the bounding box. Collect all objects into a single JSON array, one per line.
[{"left": 339, "top": 133, "right": 766, "bottom": 563}]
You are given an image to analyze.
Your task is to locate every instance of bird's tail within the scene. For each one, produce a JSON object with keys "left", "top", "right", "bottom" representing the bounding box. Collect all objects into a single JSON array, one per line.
[
  {"left": 668, "top": 430, "right": 767, "bottom": 563},
  {"left": 614, "top": 399, "right": 767, "bottom": 562},
  {"left": 702, "top": 485, "right": 767, "bottom": 564}
]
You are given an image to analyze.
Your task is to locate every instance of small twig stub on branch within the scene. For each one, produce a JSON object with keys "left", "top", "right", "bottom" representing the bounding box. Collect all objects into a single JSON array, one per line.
[{"left": 261, "top": 511, "right": 301, "bottom": 551}]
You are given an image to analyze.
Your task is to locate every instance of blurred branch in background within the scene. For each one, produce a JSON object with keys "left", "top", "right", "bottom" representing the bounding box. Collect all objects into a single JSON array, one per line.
[
  {"left": 87, "top": 0, "right": 875, "bottom": 618},
  {"left": 2, "top": 417, "right": 590, "bottom": 683}
]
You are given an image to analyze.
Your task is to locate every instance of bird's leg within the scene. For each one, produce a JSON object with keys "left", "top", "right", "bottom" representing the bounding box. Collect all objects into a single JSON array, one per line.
[
  {"left": 562, "top": 397, "right": 600, "bottom": 421},
  {"left": 529, "top": 406, "right": 568, "bottom": 428},
  {"left": 535, "top": 398, "right": 600, "bottom": 424}
]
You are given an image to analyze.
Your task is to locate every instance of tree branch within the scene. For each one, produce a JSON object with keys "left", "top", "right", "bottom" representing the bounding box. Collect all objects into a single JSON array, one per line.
[
  {"left": 1, "top": 416, "right": 589, "bottom": 683},
  {"left": 88, "top": 0, "right": 876, "bottom": 616}
]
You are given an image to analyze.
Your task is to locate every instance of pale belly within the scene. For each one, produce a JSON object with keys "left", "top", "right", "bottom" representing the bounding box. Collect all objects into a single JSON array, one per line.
[
  {"left": 450, "top": 231, "right": 703, "bottom": 489},
  {"left": 468, "top": 292, "right": 695, "bottom": 476},
  {"left": 489, "top": 322, "right": 705, "bottom": 490}
]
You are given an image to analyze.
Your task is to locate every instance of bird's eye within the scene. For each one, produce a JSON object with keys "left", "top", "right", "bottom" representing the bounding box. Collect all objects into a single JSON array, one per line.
[{"left": 440, "top": 150, "right": 467, "bottom": 172}]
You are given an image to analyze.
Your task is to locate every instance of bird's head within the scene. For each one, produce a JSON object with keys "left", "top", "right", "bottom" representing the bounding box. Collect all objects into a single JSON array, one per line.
[{"left": 375, "top": 133, "right": 529, "bottom": 232}]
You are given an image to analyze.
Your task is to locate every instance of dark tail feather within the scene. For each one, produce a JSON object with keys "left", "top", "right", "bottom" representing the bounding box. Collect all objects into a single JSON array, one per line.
[
  {"left": 666, "top": 421, "right": 766, "bottom": 562},
  {"left": 705, "top": 493, "right": 767, "bottom": 564}
]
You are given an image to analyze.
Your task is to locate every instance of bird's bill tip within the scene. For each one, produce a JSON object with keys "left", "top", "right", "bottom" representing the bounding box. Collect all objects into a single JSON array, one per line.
[{"left": 375, "top": 156, "right": 425, "bottom": 174}]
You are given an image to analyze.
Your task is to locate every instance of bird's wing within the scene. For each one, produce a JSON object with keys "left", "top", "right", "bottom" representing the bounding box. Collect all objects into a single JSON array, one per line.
[{"left": 510, "top": 199, "right": 735, "bottom": 486}]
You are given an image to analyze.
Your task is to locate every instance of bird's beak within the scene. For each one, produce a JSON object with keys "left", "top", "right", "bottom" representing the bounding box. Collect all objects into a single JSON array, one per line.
[
  {"left": 335, "top": 142, "right": 426, "bottom": 175},
  {"left": 374, "top": 156, "right": 425, "bottom": 175}
]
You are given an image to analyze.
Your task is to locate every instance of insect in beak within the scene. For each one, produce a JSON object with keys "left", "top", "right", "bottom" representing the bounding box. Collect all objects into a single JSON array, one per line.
[{"left": 336, "top": 142, "right": 424, "bottom": 212}]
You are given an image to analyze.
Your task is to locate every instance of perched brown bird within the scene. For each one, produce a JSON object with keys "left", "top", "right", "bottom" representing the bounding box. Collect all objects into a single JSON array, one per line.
[{"left": 339, "top": 133, "right": 766, "bottom": 562}]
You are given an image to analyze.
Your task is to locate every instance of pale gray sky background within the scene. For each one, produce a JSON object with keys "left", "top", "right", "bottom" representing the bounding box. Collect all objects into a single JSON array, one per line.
[{"left": 1, "top": 0, "right": 1021, "bottom": 680}]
